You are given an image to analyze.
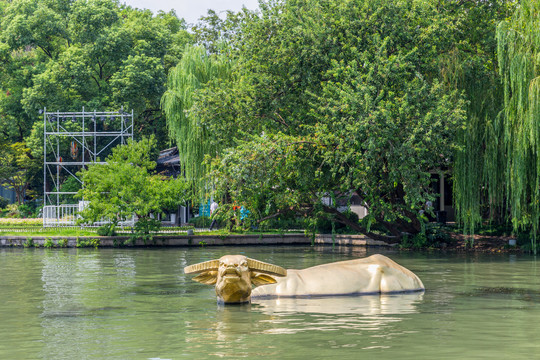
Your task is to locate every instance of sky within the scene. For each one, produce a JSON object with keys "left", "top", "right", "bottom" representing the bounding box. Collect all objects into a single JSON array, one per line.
[{"left": 120, "top": 0, "right": 260, "bottom": 25}]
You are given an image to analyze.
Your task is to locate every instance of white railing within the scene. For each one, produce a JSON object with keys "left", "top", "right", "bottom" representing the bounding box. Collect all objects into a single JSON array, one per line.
[
  {"left": 43, "top": 204, "right": 135, "bottom": 227},
  {"left": 43, "top": 205, "right": 79, "bottom": 226}
]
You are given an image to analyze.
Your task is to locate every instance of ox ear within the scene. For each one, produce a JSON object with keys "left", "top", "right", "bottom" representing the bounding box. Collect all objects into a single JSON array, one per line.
[
  {"left": 192, "top": 271, "right": 218, "bottom": 285},
  {"left": 251, "top": 272, "right": 277, "bottom": 286}
]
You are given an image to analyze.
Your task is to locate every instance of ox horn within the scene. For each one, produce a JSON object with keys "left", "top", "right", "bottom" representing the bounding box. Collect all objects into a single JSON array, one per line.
[
  {"left": 184, "top": 259, "right": 219, "bottom": 274},
  {"left": 247, "top": 258, "right": 287, "bottom": 277}
]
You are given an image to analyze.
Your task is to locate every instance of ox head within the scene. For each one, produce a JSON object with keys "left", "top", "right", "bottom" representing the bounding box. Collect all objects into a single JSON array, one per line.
[{"left": 184, "top": 255, "right": 287, "bottom": 304}]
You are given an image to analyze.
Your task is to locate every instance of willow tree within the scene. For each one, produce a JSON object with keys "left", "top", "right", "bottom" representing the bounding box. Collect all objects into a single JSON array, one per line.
[
  {"left": 442, "top": 1, "right": 513, "bottom": 239},
  {"left": 161, "top": 44, "right": 233, "bottom": 195},
  {"left": 494, "top": 0, "right": 540, "bottom": 251}
]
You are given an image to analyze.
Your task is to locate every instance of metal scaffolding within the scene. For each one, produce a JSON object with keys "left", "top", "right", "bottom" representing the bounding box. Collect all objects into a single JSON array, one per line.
[{"left": 42, "top": 107, "right": 133, "bottom": 226}]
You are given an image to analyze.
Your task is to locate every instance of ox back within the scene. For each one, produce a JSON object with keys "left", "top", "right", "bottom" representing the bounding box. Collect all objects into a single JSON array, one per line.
[{"left": 251, "top": 254, "right": 424, "bottom": 298}]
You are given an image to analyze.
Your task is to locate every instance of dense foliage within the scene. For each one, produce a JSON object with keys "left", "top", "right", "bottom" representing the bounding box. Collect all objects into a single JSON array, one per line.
[
  {"left": 0, "top": 0, "right": 192, "bottom": 207},
  {"left": 184, "top": 0, "right": 468, "bottom": 240},
  {"left": 2, "top": 0, "right": 539, "bottom": 247},
  {"left": 0, "top": 0, "right": 191, "bottom": 142},
  {"left": 0, "top": 141, "right": 36, "bottom": 204}
]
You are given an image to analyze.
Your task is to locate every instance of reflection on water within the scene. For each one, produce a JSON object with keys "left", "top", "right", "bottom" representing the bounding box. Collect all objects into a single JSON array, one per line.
[
  {"left": 253, "top": 293, "right": 423, "bottom": 334},
  {"left": 254, "top": 292, "right": 423, "bottom": 315},
  {"left": 39, "top": 250, "right": 136, "bottom": 360},
  {"left": 182, "top": 292, "right": 424, "bottom": 357}
]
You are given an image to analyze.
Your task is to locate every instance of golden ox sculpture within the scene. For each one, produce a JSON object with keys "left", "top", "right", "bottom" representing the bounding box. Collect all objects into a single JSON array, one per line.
[{"left": 184, "top": 254, "right": 424, "bottom": 304}]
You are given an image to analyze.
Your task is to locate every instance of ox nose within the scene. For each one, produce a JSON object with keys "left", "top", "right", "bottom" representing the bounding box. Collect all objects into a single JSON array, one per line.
[{"left": 223, "top": 264, "right": 240, "bottom": 276}]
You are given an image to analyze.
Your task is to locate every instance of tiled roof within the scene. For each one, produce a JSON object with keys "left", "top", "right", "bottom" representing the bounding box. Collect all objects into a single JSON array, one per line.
[{"left": 157, "top": 147, "right": 179, "bottom": 166}]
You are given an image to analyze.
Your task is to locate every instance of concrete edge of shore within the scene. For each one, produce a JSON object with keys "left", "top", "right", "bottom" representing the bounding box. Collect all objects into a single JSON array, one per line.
[{"left": 0, "top": 233, "right": 393, "bottom": 247}]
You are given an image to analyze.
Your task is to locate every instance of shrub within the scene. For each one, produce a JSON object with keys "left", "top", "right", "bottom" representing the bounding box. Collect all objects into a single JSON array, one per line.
[
  {"left": 43, "top": 238, "right": 55, "bottom": 248},
  {"left": 18, "top": 202, "right": 40, "bottom": 218},
  {"left": 23, "top": 237, "right": 34, "bottom": 248},
  {"left": 76, "top": 237, "right": 96, "bottom": 248},
  {"left": 131, "top": 217, "right": 161, "bottom": 244},
  {"left": 0, "top": 196, "right": 9, "bottom": 209},
  {"left": 5, "top": 204, "right": 20, "bottom": 218},
  {"left": 425, "top": 223, "right": 452, "bottom": 244},
  {"left": 0, "top": 201, "right": 41, "bottom": 218},
  {"left": 90, "top": 238, "right": 100, "bottom": 248},
  {"left": 400, "top": 223, "right": 453, "bottom": 249},
  {"left": 57, "top": 238, "right": 69, "bottom": 247},
  {"left": 97, "top": 223, "right": 117, "bottom": 236},
  {"left": 190, "top": 216, "right": 211, "bottom": 228}
]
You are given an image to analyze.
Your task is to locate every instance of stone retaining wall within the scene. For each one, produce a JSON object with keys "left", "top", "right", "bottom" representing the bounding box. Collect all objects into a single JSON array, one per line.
[{"left": 0, "top": 233, "right": 393, "bottom": 247}]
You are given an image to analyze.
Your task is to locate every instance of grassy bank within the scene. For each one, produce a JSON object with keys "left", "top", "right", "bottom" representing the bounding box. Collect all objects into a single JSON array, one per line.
[{"left": 0, "top": 218, "right": 304, "bottom": 238}]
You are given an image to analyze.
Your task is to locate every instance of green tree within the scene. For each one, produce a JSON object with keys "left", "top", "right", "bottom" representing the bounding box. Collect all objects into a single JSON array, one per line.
[
  {"left": 76, "top": 137, "right": 189, "bottom": 235},
  {"left": 161, "top": 44, "right": 233, "bottom": 196},
  {"left": 0, "top": 0, "right": 41, "bottom": 143},
  {"left": 0, "top": 141, "right": 37, "bottom": 204},
  {"left": 445, "top": 0, "right": 540, "bottom": 252},
  {"left": 0, "top": 0, "right": 192, "bottom": 147},
  {"left": 436, "top": 0, "right": 515, "bottom": 238},
  {"left": 490, "top": 0, "right": 540, "bottom": 250},
  {"left": 191, "top": 9, "right": 251, "bottom": 53},
  {"left": 190, "top": 0, "right": 467, "bottom": 240},
  {"left": 0, "top": 0, "right": 192, "bottom": 204}
]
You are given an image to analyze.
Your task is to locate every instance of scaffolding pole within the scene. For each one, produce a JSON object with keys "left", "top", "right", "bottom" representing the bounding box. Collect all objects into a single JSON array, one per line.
[{"left": 42, "top": 108, "right": 134, "bottom": 227}]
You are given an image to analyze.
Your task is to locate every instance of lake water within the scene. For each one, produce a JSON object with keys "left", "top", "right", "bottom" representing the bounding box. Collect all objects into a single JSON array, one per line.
[{"left": 1, "top": 246, "right": 539, "bottom": 359}]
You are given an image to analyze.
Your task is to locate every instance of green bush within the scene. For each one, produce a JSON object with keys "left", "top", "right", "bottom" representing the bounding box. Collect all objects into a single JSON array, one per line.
[
  {"left": 5, "top": 204, "right": 20, "bottom": 218},
  {"left": 23, "top": 237, "right": 34, "bottom": 248},
  {"left": 400, "top": 223, "right": 453, "bottom": 249},
  {"left": 18, "top": 204, "right": 33, "bottom": 218},
  {"left": 75, "top": 238, "right": 100, "bottom": 248},
  {"left": 0, "top": 196, "right": 9, "bottom": 209},
  {"left": 425, "top": 223, "right": 452, "bottom": 244},
  {"left": 97, "top": 223, "right": 117, "bottom": 236},
  {"left": 57, "top": 177, "right": 82, "bottom": 204},
  {"left": 131, "top": 217, "right": 161, "bottom": 244},
  {"left": 190, "top": 216, "right": 211, "bottom": 228},
  {"left": 57, "top": 238, "right": 69, "bottom": 247},
  {"left": 0, "top": 201, "right": 41, "bottom": 218},
  {"left": 43, "top": 238, "right": 55, "bottom": 248},
  {"left": 18, "top": 201, "right": 41, "bottom": 218},
  {"left": 76, "top": 239, "right": 85, "bottom": 247}
]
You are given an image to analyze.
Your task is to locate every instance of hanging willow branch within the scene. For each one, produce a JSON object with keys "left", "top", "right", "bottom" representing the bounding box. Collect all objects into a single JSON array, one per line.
[
  {"left": 446, "top": 46, "right": 505, "bottom": 244},
  {"left": 161, "top": 44, "right": 233, "bottom": 196},
  {"left": 495, "top": 0, "right": 540, "bottom": 252},
  {"left": 443, "top": 49, "right": 483, "bottom": 240}
]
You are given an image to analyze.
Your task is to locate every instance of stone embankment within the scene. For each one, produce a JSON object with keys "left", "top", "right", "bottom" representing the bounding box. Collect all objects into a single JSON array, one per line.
[{"left": 0, "top": 234, "right": 391, "bottom": 247}]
